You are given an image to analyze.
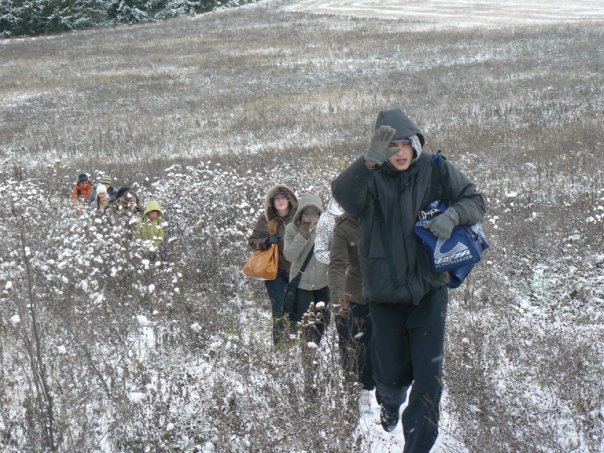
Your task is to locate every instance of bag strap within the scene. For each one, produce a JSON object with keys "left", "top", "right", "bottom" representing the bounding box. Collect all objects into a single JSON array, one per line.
[
  {"left": 431, "top": 151, "right": 449, "bottom": 201},
  {"left": 298, "top": 245, "right": 315, "bottom": 275},
  {"left": 290, "top": 246, "right": 315, "bottom": 287}
]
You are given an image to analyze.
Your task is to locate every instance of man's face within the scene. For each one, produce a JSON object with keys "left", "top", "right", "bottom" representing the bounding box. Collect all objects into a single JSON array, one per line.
[{"left": 387, "top": 140, "right": 414, "bottom": 171}]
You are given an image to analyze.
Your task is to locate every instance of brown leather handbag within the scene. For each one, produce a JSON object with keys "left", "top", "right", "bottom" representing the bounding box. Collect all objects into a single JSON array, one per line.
[{"left": 243, "top": 244, "right": 279, "bottom": 280}]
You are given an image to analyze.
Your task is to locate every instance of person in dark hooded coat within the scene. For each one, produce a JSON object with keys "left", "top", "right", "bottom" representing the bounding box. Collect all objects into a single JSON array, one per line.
[
  {"left": 248, "top": 185, "right": 298, "bottom": 345},
  {"left": 332, "top": 108, "right": 486, "bottom": 451}
]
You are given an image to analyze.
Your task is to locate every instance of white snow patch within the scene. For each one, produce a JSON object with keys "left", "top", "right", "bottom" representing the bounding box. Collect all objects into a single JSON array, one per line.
[
  {"left": 283, "top": 0, "right": 604, "bottom": 29},
  {"left": 128, "top": 392, "right": 146, "bottom": 403},
  {"left": 136, "top": 315, "right": 151, "bottom": 327}
]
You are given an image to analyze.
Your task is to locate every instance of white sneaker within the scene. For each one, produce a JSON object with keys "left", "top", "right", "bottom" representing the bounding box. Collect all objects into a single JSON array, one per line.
[{"left": 359, "top": 389, "right": 372, "bottom": 415}]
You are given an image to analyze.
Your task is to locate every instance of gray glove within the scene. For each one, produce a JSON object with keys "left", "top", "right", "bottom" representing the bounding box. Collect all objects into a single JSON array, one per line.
[
  {"left": 364, "top": 125, "right": 397, "bottom": 165},
  {"left": 425, "top": 208, "right": 460, "bottom": 239}
]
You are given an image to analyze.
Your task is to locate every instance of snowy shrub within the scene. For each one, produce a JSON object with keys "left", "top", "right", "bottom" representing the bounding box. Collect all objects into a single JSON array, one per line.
[{"left": 1, "top": 4, "right": 603, "bottom": 451}]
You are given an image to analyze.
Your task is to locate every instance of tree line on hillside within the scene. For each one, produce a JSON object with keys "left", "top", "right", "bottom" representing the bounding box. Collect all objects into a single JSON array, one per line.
[{"left": 0, "top": 0, "right": 251, "bottom": 38}]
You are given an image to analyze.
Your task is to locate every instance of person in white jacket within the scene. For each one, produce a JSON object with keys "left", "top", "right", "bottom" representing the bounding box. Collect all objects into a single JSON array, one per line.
[{"left": 314, "top": 197, "right": 344, "bottom": 265}]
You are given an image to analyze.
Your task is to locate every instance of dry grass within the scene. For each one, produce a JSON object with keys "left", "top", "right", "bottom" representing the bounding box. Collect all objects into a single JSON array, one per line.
[{"left": 1, "top": 2, "right": 603, "bottom": 451}]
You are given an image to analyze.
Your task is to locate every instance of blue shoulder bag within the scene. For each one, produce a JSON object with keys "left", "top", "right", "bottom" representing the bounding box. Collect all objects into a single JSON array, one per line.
[{"left": 414, "top": 153, "right": 489, "bottom": 288}]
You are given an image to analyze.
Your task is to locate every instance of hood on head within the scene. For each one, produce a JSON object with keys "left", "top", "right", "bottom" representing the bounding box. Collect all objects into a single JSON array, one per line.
[
  {"left": 116, "top": 186, "right": 130, "bottom": 199},
  {"left": 143, "top": 199, "right": 162, "bottom": 217},
  {"left": 375, "top": 108, "right": 425, "bottom": 160},
  {"left": 264, "top": 184, "right": 298, "bottom": 220},
  {"left": 123, "top": 190, "right": 140, "bottom": 205},
  {"left": 293, "top": 193, "right": 324, "bottom": 224}
]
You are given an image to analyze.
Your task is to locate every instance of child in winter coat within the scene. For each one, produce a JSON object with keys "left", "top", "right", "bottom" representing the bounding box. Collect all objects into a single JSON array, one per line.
[
  {"left": 90, "top": 184, "right": 111, "bottom": 215},
  {"left": 70, "top": 173, "right": 93, "bottom": 206},
  {"left": 137, "top": 200, "right": 165, "bottom": 250},
  {"left": 89, "top": 175, "right": 118, "bottom": 204},
  {"left": 111, "top": 188, "right": 143, "bottom": 233}
]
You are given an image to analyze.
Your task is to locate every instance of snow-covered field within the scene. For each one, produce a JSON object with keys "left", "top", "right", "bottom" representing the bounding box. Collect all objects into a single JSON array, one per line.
[
  {"left": 285, "top": 0, "right": 604, "bottom": 27},
  {"left": 0, "top": 1, "right": 602, "bottom": 452}
]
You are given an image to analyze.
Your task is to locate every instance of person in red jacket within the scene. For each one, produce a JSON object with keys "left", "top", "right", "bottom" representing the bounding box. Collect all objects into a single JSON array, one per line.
[{"left": 70, "top": 173, "right": 93, "bottom": 206}]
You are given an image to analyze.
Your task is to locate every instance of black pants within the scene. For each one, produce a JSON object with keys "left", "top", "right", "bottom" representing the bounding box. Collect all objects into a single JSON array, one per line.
[
  {"left": 369, "top": 288, "right": 447, "bottom": 453},
  {"left": 335, "top": 302, "right": 374, "bottom": 391},
  {"left": 294, "top": 286, "right": 330, "bottom": 344}
]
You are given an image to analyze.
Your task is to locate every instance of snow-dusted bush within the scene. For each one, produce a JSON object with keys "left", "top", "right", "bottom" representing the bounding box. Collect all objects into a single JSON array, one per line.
[
  {"left": 0, "top": 152, "right": 365, "bottom": 450},
  {"left": 1, "top": 4, "right": 603, "bottom": 451}
]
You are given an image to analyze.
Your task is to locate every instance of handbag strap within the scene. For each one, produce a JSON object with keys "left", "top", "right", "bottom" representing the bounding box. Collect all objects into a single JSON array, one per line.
[{"left": 290, "top": 246, "right": 315, "bottom": 288}]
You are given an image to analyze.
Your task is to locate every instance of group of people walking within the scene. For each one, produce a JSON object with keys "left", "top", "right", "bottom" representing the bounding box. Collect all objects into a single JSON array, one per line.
[
  {"left": 70, "top": 172, "right": 166, "bottom": 249},
  {"left": 247, "top": 108, "right": 486, "bottom": 453}
]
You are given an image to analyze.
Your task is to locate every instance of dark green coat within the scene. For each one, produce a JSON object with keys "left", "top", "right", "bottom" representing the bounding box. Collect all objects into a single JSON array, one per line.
[
  {"left": 328, "top": 213, "right": 365, "bottom": 305},
  {"left": 332, "top": 153, "right": 486, "bottom": 305}
]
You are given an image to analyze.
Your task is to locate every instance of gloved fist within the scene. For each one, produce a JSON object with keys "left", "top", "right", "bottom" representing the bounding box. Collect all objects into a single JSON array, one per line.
[
  {"left": 298, "top": 223, "right": 311, "bottom": 239},
  {"left": 364, "top": 125, "right": 397, "bottom": 165},
  {"left": 265, "top": 235, "right": 279, "bottom": 246},
  {"left": 425, "top": 208, "right": 460, "bottom": 239},
  {"left": 334, "top": 293, "right": 352, "bottom": 318}
]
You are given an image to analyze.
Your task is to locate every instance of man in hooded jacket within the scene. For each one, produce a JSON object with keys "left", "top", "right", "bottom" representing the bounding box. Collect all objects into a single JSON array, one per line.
[{"left": 332, "top": 108, "right": 486, "bottom": 452}]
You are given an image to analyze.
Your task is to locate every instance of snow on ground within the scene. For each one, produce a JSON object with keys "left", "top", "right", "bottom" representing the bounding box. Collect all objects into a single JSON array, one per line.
[
  {"left": 275, "top": 2, "right": 602, "bottom": 451},
  {"left": 348, "top": 389, "right": 465, "bottom": 452},
  {"left": 283, "top": 0, "right": 604, "bottom": 28}
]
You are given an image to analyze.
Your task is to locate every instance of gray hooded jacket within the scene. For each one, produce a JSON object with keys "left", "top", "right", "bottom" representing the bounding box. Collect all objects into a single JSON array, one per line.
[{"left": 284, "top": 193, "right": 328, "bottom": 291}]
